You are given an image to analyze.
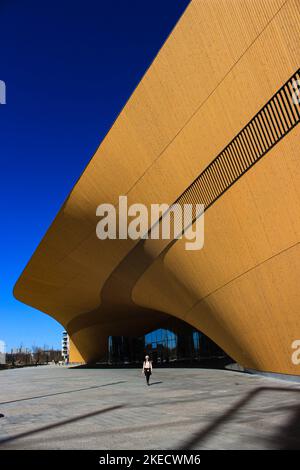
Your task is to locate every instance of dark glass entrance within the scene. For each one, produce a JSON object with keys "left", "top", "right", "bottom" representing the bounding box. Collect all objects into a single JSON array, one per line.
[{"left": 107, "top": 317, "right": 229, "bottom": 366}]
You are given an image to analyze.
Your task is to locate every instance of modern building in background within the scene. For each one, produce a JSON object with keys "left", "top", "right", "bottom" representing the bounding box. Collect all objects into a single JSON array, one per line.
[
  {"left": 0, "top": 340, "right": 6, "bottom": 365},
  {"left": 61, "top": 331, "right": 69, "bottom": 362},
  {"left": 14, "top": 0, "right": 300, "bottom": 375}
]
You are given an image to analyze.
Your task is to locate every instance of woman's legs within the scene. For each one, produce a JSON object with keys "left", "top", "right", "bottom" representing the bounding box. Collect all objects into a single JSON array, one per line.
[{"left": 145, "top": 370, "right": 150, "bottom": 385}]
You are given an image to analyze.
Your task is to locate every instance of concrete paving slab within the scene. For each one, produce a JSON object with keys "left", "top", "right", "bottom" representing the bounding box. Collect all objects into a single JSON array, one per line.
[{"left": 0, "top": 365, "right": 300, "bottom": 449}]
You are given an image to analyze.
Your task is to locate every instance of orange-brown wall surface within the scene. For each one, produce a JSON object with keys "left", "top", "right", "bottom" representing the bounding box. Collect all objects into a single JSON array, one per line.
[
  {"left": 14, "top": 0, "right": 300, "bottom": 374},
  {"left": 69, "top": 339, "right": 85, "bottom": 364}
]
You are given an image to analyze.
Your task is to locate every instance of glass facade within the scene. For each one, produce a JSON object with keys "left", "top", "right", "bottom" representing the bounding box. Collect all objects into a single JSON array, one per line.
[{"left": 107, "top": 318, "right": 227, "bottom": 365}]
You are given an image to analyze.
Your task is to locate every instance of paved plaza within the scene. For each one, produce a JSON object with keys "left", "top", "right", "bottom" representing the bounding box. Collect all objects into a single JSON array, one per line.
[{"left": 0, "top": 365, "right": 300, "bottom": 449}]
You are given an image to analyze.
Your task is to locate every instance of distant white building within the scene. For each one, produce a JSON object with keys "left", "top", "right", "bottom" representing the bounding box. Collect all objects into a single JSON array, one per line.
[
  {"left": 0, "top": 340, "right": 6, "bottom": 364},
  {"left": 62, "top": 331, "right": 69, "bottom": 362},
  {"left": 0, "top": 80, "right": 6, "bottom": 105}
]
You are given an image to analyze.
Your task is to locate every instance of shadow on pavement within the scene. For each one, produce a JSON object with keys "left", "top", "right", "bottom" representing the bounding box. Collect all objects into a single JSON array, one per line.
[
  {"left": 70, "top": 357, "right": 232, "bottom": 370},
  {"left": 2, "top": 384, "right": 300, "bottom": 449},
  {"left": 272, "top": 403, "right": 300, "bottom": 449},
  {"left": 180, "top": 386, "right": 300, "bottom": 449},
  {"left": 0, "top": 405, "right": 123, "bottom": 447},
  {"left": 0, "top": 381, "right": 127, "bottom": 405}
]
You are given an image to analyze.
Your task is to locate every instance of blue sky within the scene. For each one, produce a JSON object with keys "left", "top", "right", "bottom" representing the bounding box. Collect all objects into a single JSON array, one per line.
[{"left": 0, "top": 0, "right": 190, "bottom": 352}]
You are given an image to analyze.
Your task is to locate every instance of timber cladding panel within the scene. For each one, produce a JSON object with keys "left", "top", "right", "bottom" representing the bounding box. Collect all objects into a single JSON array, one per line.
[{"left": 14, "top": 0, "right": 300, "bottom": 373}]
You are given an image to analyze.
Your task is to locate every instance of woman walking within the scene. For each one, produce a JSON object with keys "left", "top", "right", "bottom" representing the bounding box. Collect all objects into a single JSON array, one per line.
[{"left": 142, "top": 355, "right": 152, "bottom": 386}]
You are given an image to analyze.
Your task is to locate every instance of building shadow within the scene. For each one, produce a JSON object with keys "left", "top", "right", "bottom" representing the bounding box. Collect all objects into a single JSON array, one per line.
[
  {"left": 70, "top": 357, "right": 232, "bottom": 370},
  {"left": 180, "top": 386, "right": 300, "bottom": 449},
  {"left": 0, "top": 404, "right": 123, "bottom": 447},
  {"left": 270, "top": 403, "right": 300, "bottom": 449},
  {"left": 2, "top": 384, "right": 300, "bottom": 449},
  {"left": 0, "top": 381, "right": 127, "bottom": 405}
]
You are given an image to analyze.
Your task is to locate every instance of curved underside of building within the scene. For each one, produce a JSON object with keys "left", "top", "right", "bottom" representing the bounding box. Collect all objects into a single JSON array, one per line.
[{"left": 14, "top": 0, "right": 300, "bottom": 375}]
